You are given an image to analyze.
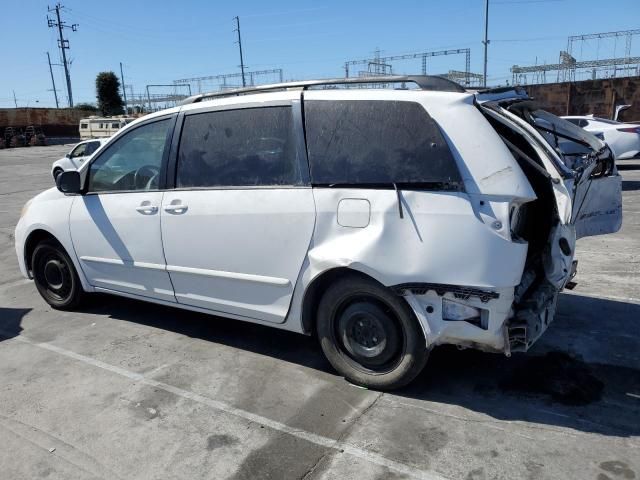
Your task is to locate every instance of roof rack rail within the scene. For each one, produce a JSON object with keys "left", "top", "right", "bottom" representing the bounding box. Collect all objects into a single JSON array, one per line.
[{"left": 180, "top": 75, "right": 466, "bottom": 105}]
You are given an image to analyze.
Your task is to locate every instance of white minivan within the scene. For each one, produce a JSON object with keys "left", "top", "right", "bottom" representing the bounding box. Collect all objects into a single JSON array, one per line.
[{"left": 15, "top": 76, "right": 622, "bottom": 389}]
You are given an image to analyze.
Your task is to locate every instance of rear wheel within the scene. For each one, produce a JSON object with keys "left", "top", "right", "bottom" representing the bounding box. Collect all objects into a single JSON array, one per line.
[
  {"left": 32, "top": 240, "right": 84, "bottom": 309},
  {"left": 317, "top": 275, "right": 429, "bottom": 390}
]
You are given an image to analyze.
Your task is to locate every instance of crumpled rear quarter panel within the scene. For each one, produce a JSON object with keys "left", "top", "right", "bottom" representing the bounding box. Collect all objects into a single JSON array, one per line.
[{"left": 308, "top": 188, "right": 528, "bottom": 289}]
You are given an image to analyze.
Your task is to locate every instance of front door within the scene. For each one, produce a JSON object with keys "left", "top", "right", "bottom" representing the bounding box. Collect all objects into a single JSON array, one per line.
[
  {"left": 161, "top": 101, "right": 315, "bottom": 323},
  {"left": 69, "top": 117, "right": 176, "bottom": 302}
]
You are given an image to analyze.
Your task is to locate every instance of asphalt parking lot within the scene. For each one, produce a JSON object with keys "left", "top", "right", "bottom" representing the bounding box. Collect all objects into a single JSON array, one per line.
[{"left": 1, "top": 145, "right": 639, "bottom": 480}]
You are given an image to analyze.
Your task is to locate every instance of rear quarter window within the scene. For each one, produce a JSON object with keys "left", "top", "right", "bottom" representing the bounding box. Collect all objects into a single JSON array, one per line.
[{"left": 304, "top": 100, "right": 461, "bottom": 187}]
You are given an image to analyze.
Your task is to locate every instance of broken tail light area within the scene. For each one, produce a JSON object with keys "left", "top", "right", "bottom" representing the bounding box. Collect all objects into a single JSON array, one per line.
[
  {"left": 394, "top": 283, "right": 514, "bottom": 353},
  {"left": 442, "top": 298, "right": 484, "bottom": 328}
]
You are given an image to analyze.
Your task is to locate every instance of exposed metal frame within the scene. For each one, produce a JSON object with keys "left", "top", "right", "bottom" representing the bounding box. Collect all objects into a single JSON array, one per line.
[{"left": 180, "top": 75, "right": 466, "bottom": 105}]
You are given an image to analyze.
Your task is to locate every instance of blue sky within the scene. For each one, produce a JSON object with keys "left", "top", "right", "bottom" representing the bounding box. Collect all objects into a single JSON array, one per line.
[{"left": 2, "top": 0, "right": 639, "bottom": 107}]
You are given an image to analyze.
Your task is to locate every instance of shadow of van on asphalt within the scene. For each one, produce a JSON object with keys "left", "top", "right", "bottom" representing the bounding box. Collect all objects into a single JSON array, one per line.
[
  {"left": 0, "top": 307, "right": 30, "bottom": 341},
  {"left": 77, "top": 291, "right": 640, "bottom": 438}
]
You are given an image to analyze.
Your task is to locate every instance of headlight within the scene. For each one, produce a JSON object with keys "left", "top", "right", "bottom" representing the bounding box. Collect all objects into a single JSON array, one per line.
[{"left": 20, "top": 199, "right": 33, "bottom": 219}]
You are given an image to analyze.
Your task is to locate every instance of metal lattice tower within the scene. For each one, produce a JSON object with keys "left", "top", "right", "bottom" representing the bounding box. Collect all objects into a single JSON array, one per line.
[
  {"left": 174, "top": 69, "right": 284, "bottom": 94},
  {"left": 344, "top": 48, "right": 474, "bottom": 87},
  {"left": 512, "top": 29, "right": 640, "bottom": 85}
]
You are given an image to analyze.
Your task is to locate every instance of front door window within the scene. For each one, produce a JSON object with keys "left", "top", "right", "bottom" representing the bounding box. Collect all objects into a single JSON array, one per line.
[{"left": 88, "top": 119, "right": 170, "bottom": 193}]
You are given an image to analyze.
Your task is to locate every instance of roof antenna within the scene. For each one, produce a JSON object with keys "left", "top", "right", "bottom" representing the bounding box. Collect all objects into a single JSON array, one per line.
[{"left": 393, "top": 183, "right": 404, "bottom": 219}]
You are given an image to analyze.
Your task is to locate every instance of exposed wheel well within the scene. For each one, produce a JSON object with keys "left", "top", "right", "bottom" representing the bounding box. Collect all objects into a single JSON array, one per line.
[
  {"left": 24, "top": 230, "right": 61, "bottom": 275},
  {"left": 301, "top": 268, "right": 390, "bottom": 335}
]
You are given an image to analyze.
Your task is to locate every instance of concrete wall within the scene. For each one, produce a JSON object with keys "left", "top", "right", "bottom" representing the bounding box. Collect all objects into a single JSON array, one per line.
[
  {"left": 525, "top": 76, "right": 640, "bottom": 123},
  {"left": 0, "top": 108, "right": 94, "bottom": 136}
]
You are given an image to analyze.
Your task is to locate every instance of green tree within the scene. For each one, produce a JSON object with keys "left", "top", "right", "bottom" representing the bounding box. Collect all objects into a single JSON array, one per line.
[
  {"left": 74, "top": 102, "right": 98, "bottom": 112},
  {"left": 95, "top": 72, "right": 124, "bottom": 116}
]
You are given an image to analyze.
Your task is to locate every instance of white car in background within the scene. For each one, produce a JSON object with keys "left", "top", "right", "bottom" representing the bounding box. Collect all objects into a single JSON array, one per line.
[
  {"left": 51, "top": 138, "right": 109, "bottom": 180},
  {"left": 563, "top": 115, "right": 640, "bottom": 160}
]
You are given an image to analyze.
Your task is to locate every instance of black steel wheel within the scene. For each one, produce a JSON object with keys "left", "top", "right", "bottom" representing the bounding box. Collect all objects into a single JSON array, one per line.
[
  {"left": 317, "top": 274, "right": 429, "bottom": 390},
  {"left": 32, "top": 240, "right": 84, "bottom": 309}
]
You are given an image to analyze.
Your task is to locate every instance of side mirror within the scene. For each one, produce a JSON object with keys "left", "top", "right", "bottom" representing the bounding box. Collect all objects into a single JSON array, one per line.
[
  {"left": 56, "top": 170, "right": 82, "bottom": 194},
  {"left": 65, "top": 153, "right": 71, "bottom": 158}
]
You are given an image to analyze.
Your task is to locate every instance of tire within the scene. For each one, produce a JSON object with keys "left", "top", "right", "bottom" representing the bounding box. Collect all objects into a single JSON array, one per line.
[
  {"left": 32, "top": 240, "right": 84, "bottom": 309},
  {"left": 52, "top": 168, "right": 63, "bottom": 180},
  {"left": 317, "top": 274, "right": 429, "bottom": 390}
]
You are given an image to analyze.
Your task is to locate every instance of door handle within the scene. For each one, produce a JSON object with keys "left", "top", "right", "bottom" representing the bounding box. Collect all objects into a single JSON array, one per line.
[
  {"left": 135, "top": 205, "right": 158, "bottom": 214},
  {"left": 163, "top": 203, "right": 188, "bottom": 214}
]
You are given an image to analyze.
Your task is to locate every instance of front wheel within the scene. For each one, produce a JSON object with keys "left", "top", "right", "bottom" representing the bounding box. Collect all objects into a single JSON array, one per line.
[
  {"left": 317, "top": 275, "right": 429, "bottom": 390},
  {"left": 32, "top": 240, "right": 85, "bottom": 309}
]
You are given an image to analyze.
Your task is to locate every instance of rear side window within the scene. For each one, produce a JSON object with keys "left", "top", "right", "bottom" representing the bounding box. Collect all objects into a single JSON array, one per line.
[
  {"left": 85, "top": 141, "right": 100, "bottom": 155},
  {"left": 177, "top": 107, "right": 301, "bottom": 188},
  {"left": 304, "top": 100, "right": 461, "bottom": 187}
]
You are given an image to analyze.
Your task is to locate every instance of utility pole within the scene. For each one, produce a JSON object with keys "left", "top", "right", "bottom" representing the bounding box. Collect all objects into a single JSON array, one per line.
[
  {"left": 47, "top": 3, "right": 78, "bottom": 107},
  {"left": 46, "top": 52, "right": 60, "bottom": 108},
  {"left": 120, "top": 62, "right": 128, "bottom": 114},
  {"left": 13, "top": 91, "right": 18, "bottom": 108},
  {"left": 482, "top": 0, "right": 490, "bottom": 88},
  {"left": 233, "top": 16, "right": 246, "bottom": 87}
]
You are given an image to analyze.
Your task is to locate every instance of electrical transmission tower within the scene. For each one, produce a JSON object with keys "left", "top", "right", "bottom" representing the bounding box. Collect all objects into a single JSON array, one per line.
[
  {"left": 511, "top": 29, "right": 640, "bottom": 85},
  {"left": 47, "top": 3, "right": 78, "bottom": 108},
  {"left": 174, "top": 69, "right": 283, "bottom": 93},
  {"left": 344, "top": 48, "right": 474, "bottom": 87}
]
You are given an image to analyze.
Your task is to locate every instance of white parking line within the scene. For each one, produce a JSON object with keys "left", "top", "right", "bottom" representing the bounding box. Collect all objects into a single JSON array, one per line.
[{"left": 4, "top": 333, "right": 449, "bottom": 480}]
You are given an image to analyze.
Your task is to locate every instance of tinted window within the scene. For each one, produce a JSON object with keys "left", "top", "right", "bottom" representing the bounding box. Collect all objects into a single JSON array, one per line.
[
  {"left": 177, "top": 107, "right": 300, "bottom": 187},
  {"left": 80, "top": 124, "right": 88, "bottom": 129},
  {"left": 84, "top": 141, "right": 100, "bottom": 155},
  {"left": 304, "top": 100, "right": 461, "bottom": 187},
  {"left": 88, "top": 119, "right": 170, "bottom": 193}
]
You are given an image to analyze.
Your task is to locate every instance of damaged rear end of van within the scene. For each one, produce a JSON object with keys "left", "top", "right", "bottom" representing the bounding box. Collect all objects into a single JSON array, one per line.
[
  {"left": 302, "top": 85, "right": 622, "bottom": 371},
  {"left": 473, "top": 87, "right": 622, "bottom": 354},
  {"left": 333, "top": 88, "right": 624, "bottom": 361}
]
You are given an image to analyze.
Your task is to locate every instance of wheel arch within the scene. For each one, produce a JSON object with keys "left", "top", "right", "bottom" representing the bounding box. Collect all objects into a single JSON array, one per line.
[
  {"left": 23, "top": 229, "right": 65, "bottom": 276},
  {"left": 300, "top": 266, "right": 406, "bottom": 335}
]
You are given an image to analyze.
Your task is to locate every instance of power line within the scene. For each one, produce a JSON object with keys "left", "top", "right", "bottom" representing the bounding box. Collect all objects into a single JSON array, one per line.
[
  {"left": 47, "top": 2, "right": 78, "bottom": 108},
  {"left": 233, "top": 16, "right": 247, "bottom": 87}
]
